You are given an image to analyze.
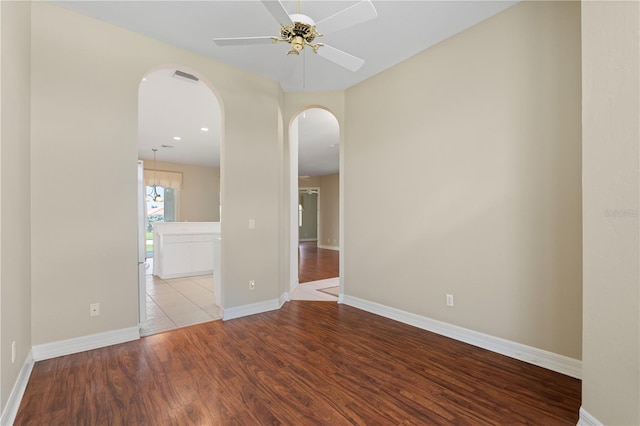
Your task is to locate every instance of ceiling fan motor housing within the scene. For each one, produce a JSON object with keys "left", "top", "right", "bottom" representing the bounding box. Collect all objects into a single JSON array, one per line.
[{"left": 280, "top": 13, "right": 321, "bottom": 51}]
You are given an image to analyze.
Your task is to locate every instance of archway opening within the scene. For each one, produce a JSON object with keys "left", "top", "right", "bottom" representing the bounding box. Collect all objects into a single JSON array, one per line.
[
  {"left": 289, "top": 107, "right": 340, "bottom": 301},
  {"left": 137, "top": 67, "right": 223, "bottom": 335}
]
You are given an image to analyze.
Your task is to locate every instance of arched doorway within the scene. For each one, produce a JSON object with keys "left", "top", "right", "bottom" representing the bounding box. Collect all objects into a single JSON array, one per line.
[
  {"left": 289, "top": 107, "right": 341, "bottom": 301},
  {"left": 137, "top": 67, "right": 223, "bottom": 335}
]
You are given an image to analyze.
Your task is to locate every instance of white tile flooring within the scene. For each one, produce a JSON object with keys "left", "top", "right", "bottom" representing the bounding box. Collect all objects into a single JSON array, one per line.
[
  {"left": 140, "top": 272, "right": 222, "bottom": 337},
  {"left": 290, "top": 277, "right": 339, "bottom": 301},
  {"left": 140, "top": 261, "right": 338, "bottom": 336}
]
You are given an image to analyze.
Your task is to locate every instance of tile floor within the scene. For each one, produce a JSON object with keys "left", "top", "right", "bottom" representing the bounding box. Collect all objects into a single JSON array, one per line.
[
  {"left": 140, "top": 273, "right": 222, "bottom": 337},
  {"left": 140, "top": 261, "right": 338, "bottom": 336},
  {"left": 290, "top": 277, "right": 339, "bottom": 301}
]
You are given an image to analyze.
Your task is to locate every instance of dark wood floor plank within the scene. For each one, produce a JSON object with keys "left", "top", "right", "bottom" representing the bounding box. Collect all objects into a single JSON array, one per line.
[{"left": 15, "top": 301, "right": 580, "bottom": 425}]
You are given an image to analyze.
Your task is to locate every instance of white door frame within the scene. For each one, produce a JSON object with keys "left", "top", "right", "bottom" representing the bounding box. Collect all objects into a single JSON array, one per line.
[
  {"left": 289, "top": 119, "right": 300, "bottom": 294},
  {"left": 137, "top": 161, "right": 147, "bottom": 324}
]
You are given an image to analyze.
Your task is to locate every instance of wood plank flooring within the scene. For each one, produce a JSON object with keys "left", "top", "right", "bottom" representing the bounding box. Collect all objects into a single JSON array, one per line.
[
  {"left": 299, "top": 241, "right": 339, "bottom": 283},
  {"left": 15, "top": 302, "right": 581, "bottom": 425}
]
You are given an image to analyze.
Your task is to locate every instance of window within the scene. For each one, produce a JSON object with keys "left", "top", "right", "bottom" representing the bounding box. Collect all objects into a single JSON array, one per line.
[{"left": 146, "top": 186, "right": 178, "bottom": 232}]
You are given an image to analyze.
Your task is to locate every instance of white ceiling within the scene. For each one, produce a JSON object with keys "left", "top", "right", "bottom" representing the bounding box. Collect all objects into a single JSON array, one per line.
[
  {"left": 56, "top": 0, "right": 517, "bottom": 174},
  {"left": 56, "top": 1, "right": 516, "bottom": 92},
  {"left": 297, "top": 108, "right": 340, "bottom": 176}
]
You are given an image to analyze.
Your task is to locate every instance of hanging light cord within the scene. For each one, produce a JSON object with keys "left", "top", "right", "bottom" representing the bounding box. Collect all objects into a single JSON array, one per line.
[
  {"left": 153, "top": 148, "right": 158, "bottom": 188},
  {"left": 148, "top": 148, "right": 163, "bottom": 203}
]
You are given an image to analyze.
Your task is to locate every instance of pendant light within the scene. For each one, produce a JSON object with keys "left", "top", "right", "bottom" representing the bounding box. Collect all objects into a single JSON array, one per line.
[{"left": 148, "top": 148, "right": 163, "bottom": 203}]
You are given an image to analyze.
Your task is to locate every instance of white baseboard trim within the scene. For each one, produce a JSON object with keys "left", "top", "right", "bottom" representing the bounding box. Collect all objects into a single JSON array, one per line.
[
  {"left": 342, "top": 295, "right": 582, "bottom": 379},
  {"left": 577, "top": 407, "right": 602, "bottom": 426},
  {"left": 158, "top": 269, "right": 213, "bottom": 280},
  {"left": 223, "top": 298, "right": 282, "bottom": 321},
  {"left": 317, "top": 244, "right": 339, "bottom": 251},
  {"left": 32, "top": 326, "right": 140, "bottom": 362},
  {"left": 299, "top": 238, "right": 318, "bottom": 242},
  {"left": 0, "top": 350, "right": 34, "bottom": 426}
]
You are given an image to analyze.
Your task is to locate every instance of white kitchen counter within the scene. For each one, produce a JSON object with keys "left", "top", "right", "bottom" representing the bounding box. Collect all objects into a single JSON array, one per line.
[{"left": 152, "top": 222, "right": 221, "bottom": 279}]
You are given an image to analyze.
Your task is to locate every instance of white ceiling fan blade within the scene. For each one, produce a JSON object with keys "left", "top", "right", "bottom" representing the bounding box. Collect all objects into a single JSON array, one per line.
[
  {"left": 316, "top": 0, "right": 377, "bottom": 35},
  {"left": 317, "top": 44, "right": 365, "bottom": 72},
  {"left": 261, "top": 0, "right": 293, "bottom": 26},
  {"left": 213, "top": 36, "right": 276, "bottom": 46}
]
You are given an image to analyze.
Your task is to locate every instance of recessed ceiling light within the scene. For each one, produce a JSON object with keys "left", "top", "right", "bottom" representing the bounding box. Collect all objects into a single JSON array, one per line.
[
  {"left": 173, "top": 136, "right": 181, "bottom": 141},
  {"left": 200, "top": 127, "right": 209, "bottom": 132}
]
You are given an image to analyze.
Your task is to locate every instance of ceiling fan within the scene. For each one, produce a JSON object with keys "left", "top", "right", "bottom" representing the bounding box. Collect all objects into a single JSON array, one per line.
[{"left": 213, "top": 0, "right": 377, "bottom": 72}]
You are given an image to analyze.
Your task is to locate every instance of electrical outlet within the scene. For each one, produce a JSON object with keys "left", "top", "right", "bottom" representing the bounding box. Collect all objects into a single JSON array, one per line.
[
  {"left": 446, "top": 294, "right": 454, "bottom": 307},
  {"left": 249, "top": 280, "right": 256, "bottom": 291},
  {"left": 11, "top": 341, "right": 16, "bottom": 364},
  {"left": 90, "top": 302, "right": 100, "bottom": 317}
]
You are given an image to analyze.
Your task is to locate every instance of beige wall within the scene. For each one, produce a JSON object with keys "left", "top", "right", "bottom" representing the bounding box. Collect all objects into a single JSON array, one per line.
[
  {"left": 143, "top": 160, "right": 220, "bottom": 222},
  {"left": 581, "top": 1, "right": 640, "bottom": 424},
  {"left": 345, "top": 1, "right": 582, "bottom": 358},
  {"left": 319, "top": 173, "right": 339, "bottom": 247},
  {"left": 30, "top": 2, "right": 282, "bottom": 345},
  {"left": 299, "top": 176, "right": 320, "bottom": 187},
  {"left": 0, "top": 1, "right": 31, "bottom": 412}
]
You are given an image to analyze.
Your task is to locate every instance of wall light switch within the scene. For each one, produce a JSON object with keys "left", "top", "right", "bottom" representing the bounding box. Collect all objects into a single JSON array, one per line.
[
  {"left": 249, "top": 219, "right": 255, "bottom": 229},
  {"left": 446, "top": 294, "right": 454, "bottom": 307}
]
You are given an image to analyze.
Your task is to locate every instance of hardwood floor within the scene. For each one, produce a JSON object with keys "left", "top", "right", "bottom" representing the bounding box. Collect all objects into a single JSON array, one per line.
[
  {"left": 299, "top": 241, "right": 339, "bottom": 283},
  {"left": 15, "top": 302, "right": 580, "bottom": 425}
]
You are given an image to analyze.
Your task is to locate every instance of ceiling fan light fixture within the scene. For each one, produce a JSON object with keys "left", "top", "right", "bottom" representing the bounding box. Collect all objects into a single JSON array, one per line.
[{"left": 290, "top": 36, "right": 304, "bottom": 53}]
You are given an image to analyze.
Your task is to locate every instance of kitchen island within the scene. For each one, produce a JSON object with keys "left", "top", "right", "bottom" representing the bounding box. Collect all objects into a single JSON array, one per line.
[{"left": 152, "top": 222, "right": 221, "bottom": 280}]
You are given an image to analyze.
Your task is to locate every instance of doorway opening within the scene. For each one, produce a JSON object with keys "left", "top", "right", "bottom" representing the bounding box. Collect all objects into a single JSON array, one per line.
[
  {"left": 137, "top": 67, "right": 223, "bottom": 335},
  {"left": 299, "top": 188, "right": 319, "bottom": 242},
  {"left": 289, "top": 108, "right": 340, "bottom": 301}
]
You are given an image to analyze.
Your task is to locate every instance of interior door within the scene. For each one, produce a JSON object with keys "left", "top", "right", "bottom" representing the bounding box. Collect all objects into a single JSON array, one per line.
[{"left": 137, "top": 161, "right": 147, "bottom": 324}]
